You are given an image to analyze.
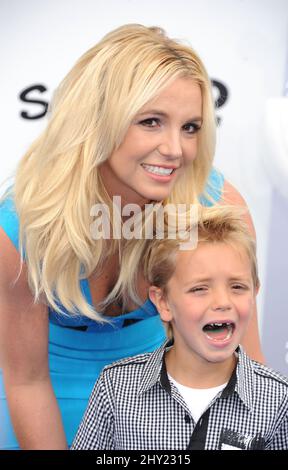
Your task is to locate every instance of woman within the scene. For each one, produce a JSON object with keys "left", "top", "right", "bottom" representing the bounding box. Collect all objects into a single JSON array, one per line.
[{"left": 0, "top": 24, "right": 263, "bottom": 449}]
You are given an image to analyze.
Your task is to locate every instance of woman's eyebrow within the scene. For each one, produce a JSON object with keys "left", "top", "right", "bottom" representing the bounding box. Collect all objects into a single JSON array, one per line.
[
  {"left": 137, "top": 109, "right": 168, "bottom": 117},
  {"left": 137, "top": 109, "right": 203, "bottom": 121}
]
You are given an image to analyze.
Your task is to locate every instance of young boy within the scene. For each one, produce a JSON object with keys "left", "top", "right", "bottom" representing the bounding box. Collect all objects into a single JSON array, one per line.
[{"left": 71, "top": 206, "right": 288, "bottom": 450}]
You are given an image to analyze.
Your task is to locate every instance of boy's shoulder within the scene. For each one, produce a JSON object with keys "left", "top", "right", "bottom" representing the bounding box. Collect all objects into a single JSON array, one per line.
[
  {"left": 251, "top": 358, "right": 288, "bottom": 389},
  {"left": 99, "top": 341, "right": 167, "bottom": 388},
  {"left": 103, "top": 351, "right": 152, "bottom": 372}
]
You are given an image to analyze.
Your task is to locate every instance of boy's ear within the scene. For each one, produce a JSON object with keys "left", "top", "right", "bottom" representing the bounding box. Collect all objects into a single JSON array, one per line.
[{"left": 149, "top": 286, "right": 173, "bottom": 322}]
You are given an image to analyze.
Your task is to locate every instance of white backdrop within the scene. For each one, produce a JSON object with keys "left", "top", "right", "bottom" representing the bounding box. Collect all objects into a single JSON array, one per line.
[{"left": 1, "top": 0, "right": 288, "bottom": 373}]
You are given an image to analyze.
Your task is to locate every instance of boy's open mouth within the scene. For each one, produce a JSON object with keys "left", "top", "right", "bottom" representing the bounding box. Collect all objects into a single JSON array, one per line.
[{"left": 202, "top": 322, "right": 235, "bottom": 342}]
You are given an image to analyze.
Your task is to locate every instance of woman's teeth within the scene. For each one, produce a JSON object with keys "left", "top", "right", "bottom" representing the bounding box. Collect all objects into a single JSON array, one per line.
[{"left": 142, "top": 164, "right": 174, "bottom": 176}]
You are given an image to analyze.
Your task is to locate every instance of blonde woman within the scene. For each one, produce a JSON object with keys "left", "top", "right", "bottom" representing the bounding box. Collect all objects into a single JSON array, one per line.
[{"left": 0, "top": 24, "right": 263, "bottom": 450}]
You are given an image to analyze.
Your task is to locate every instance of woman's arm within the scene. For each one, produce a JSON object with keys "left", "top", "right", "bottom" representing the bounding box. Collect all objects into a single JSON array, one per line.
[
  {"left": 0, "top": 229, "right": 67, "bottom": 449},
  {"left": 219, "top": 179, "right": 265, "bottom": 363}
]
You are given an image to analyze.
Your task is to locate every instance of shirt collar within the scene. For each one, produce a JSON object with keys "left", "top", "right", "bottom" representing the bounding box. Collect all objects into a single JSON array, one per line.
[
  {"left": 138, "top": 341, "right": 255, "bottom": 410},
  {"left": 138, "top": 339, "right": 172, "bottom": 395},
  {"left": 233, "top": 345, "right": 255, "bottom": 410}
]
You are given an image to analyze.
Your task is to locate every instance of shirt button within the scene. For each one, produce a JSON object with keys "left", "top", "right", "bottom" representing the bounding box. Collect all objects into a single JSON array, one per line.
[{"left": 184, "top": 414, "right": 191, "bottom": 423}]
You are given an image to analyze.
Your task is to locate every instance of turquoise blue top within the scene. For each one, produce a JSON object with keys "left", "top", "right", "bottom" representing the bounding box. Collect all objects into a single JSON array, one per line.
[{"left": 0, "top": 167, "right": 224, "bottom": 449}]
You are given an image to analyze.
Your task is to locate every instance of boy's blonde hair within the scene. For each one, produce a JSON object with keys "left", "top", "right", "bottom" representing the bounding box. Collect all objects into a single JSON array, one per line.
[
  {"left": 143, "top": 205, "right": 259, "bottom": 337},
  {"left": 12, "top": 24, "right": 217, "bottom": 320}
]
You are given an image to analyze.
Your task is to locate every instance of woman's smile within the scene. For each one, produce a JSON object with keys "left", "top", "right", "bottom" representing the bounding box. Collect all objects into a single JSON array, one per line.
[
  {"left": 141, "top": 163, "right": 178, "bottom": 182},
  {"left": 100, "top": 77, "right": 202, "bottom": 204}
]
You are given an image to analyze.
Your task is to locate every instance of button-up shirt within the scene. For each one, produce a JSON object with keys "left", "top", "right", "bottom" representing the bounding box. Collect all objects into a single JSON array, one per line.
[{"left": 71, "top": 341, "right": 288, "bottom": 450}]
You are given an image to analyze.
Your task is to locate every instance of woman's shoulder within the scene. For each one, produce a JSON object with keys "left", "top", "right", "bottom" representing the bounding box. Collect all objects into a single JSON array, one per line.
[
  {"left": 200, "top": 167, "right": 225, "bottom": 206},
  {"left": 215, "top": 177, "right": 256, "bottom": 237},
  {"left": 203, "top": 169, "right": 248, "bottom": 207},
  {"left": 0, "top": 196, "right": 28, "bottom": 298},
  {"left": 0, "top": 192, "right": 19, "bottom": 251}
]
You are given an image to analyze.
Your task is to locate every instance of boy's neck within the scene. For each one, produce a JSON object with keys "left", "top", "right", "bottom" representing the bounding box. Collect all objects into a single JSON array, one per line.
[{"left": 165, "top": 346, "right": 237, "bottom": 389}]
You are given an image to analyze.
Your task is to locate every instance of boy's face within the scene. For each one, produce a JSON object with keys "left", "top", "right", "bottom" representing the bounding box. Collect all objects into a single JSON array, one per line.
[{"left": 150, "top": 242, "right": 257, "bottom": 366}]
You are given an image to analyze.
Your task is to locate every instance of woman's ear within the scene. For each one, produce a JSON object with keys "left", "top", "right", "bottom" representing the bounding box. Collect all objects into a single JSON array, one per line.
[
  {"left": 254, "top": 281, "right": 260, "bottom": 297},
  {"left": 149, "top": 286, "right": 173, "bottom": 322}
]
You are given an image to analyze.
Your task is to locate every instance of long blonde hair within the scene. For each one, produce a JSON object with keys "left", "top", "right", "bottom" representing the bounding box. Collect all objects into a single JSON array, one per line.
[{"left": 13, "top": 24, "right": 216, "bottom": 320}]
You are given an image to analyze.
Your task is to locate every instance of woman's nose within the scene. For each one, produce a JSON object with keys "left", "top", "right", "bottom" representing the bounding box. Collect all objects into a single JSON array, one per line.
[{"left": 157, "top": 130, "right": 182, "bottom": 160}]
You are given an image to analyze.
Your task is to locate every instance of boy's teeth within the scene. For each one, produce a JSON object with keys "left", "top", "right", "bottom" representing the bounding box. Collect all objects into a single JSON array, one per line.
[
  {"left": 205, "top": 323, "right": 228, "bottom": 329},
  {"left": 203, "top": 322, "right": 234, "bottom": 342},
  {"left": 204, "top": 322, "right": 232, "bottom": 330},
  {"left": 142, "top": 164, "right": 173, "bottom": 175}
]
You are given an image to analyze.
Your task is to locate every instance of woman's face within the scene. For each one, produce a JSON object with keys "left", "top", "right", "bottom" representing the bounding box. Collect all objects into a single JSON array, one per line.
[{"left": 100, "top": 77, "right": 202, "bottom": 206}]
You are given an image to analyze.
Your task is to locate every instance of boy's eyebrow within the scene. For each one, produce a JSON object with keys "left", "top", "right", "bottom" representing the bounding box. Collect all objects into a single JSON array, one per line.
[
  {"left": 137, "top": 109, "right": 203, "bottom": 121},
  {"left": 183, "top": 277, "right": 212, "bottom": 286},
  {"left": 183, "top": 275, "right": 252, "bottom": 286}
]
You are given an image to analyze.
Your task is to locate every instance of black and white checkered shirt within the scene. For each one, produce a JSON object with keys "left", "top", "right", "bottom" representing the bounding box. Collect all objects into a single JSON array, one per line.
[{"left": 71, "top": 341, "right": 288, "bottom": 450}]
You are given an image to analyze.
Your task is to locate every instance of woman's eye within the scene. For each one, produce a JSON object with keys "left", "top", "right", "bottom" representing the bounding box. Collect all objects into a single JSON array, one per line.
[
  {"left": 232, "top": 284, "right": 248, "bottom": 291},
  {"left": 139, "top": 118, "right": 160, "bottom": 127},
  {"left": 183, "top": 122, "right": 201, "bottom": 134}
]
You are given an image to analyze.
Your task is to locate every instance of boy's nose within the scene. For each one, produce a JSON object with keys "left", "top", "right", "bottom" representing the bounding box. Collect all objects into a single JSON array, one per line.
[
  {"left": 211, "top": 289, "right": 232, "bottom": 312},
  {"left": 212, "top": 304, "right": 232, "bottom": 312}
]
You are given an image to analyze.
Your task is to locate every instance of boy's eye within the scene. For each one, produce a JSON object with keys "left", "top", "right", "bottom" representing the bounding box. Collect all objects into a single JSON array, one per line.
[
  {"left": 189, "top": 286, "right": 207, "bottom": 293},
  {"left": 182, "top": 122, "right": 201, "bottom": 134}
]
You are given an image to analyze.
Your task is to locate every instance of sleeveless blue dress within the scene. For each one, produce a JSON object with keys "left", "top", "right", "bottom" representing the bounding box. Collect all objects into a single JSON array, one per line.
[{"left": 0, "top": 168, "right": 224, "bottom": 449}]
